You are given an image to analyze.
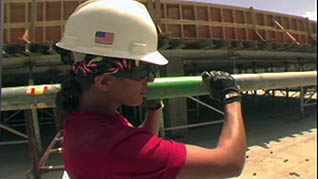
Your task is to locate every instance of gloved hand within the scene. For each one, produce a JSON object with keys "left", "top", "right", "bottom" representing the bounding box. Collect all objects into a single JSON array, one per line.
[
  {"left": 141, "top": 99, "right": 164, "bottom": 111},
  {"left": 201, "top": 71, "right": 241, "bottom": 105}
]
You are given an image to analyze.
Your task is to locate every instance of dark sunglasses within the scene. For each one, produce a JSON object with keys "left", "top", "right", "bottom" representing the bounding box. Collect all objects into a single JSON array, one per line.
[{"left": 112, "top": 64, "right": 156, "bottom": 81}]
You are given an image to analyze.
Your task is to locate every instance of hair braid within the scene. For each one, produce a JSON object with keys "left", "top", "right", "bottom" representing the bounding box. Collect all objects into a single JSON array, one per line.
[{"left": 55, "top": 76, "right": 93, "bottom": 130}]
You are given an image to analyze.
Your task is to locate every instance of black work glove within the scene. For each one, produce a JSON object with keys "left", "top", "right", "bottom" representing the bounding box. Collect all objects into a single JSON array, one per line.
[
  {"left": 201, "top": 71, "right": 241, "bottom": 105},
  {"left": 141, "top": 99, "right": 164, "bottom": 111}
]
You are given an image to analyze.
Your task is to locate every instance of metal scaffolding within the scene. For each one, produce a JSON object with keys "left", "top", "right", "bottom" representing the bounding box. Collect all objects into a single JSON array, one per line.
[
  {"left": 0, "top": 71, "right": 317, "bottom": 179},
  {"left": 1, "top": 0, "right": 4, "bottom": 114},
  {"left": 0, "top": 71, "right": 316, "bottom": 110}
]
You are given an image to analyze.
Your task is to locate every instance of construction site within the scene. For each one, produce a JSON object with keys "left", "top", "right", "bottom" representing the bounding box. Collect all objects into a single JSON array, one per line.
[{"left": 0, "top": 0, "right": 317, "bottom": 178}]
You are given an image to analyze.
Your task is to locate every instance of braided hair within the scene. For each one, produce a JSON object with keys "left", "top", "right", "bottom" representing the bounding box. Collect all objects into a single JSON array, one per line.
[
  {"left": 55, "top": 75, "right": 94, "bottom": 130},
  {"left": 54, "top": 49, "right": 136, "bottom": 130}
]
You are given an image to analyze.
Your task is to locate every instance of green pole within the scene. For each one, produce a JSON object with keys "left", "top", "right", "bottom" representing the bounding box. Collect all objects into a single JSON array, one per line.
[
  {"left": 1, "top": 71, "right": 317, "bottom": 110},
  {"left": 147, "top": 76, "right": 208, "bottom": 100},
  {"left": 147, "top": 71, "right": 317, "bottom": 100}
]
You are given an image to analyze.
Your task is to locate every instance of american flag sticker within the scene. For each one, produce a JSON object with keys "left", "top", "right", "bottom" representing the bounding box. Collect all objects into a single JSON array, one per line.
[{"left": 95, "top": 31, "right": 115, "bottom": 45}]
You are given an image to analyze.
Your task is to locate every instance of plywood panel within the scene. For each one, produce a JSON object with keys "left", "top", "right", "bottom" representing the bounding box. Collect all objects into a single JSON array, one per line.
[
  {"left": 247, "top": 29, "right": 254, "bottom": 40},
  {"left": 36, "top": 2, "right": 44, "bottom": 21},
  {"left": 167, "top": 24, "right": 181, "bottom": 37},
  {"left": 268, "top": 30, "right": 276, "bottom": 41},
  {"left": 298, "top": 19, "right": 305, "bottom": 31},
  {"left": 182, "top": 5, "right": 195, "bottom": 20},
  {"left": 299, "top": 34, "right": 306, "bottom": 44},
  {"left": 291, "top": 19, "right": 298, "bottom": 30},
  {"left": 10, "top": 3, "right": 26, "bottom": 23},
  {"left": 235, "top": 10, "right": 245, "bottom": 24},
  {"left": 4, "top": 29, "right": 8, "bottom": 44},
  {"left": 183, "top": 25, "right": 196, "bottom": 38},
  {"left": 223, "top": 9, "right": 234, "bottom": 23},
  {"left": 245, "top": 11, "right": 252, "bottom": 24},
  {"left": 212, "top": 26, "right": 223, "bottom": 39},
  {"left": 276, "top": 32, "right": 284, "bottom": 43},
  {"left": 3, "top": 0, "right": 317, "bottom": 45},
  {"left": 266, "top": 15, "right": 274, "bottom": 27},
  {"left": 256, "top": 13, "right": 265, "bottom": 26},
  {"left": 312, "top": 22, "right": 317, "bottom": 33},
  {"left": 282, "top": 17, "right": 290, "bottom": 29},
  {"left": 196, "top": 6, "right": 208, "bottom": 21},
  {"left": 237, "top": 28, "right": 246, "bottom": 40},
  {"left": 63, "top": 1, "right": 80, "bottom": 20},
  {"left": 10, "top": 28, "right": 25, "bottom": 43},
  {"left": 35, "top": 27, "right": 44, "bottom": 42},
  {"left": 258, "top": 30, "right": 266, "bottom": 40},
  {"left": 46, "top": 2, "right": 61, "bottom": 21},
  {"left": 198, "top": 26, "right": 210, "bottom": 38},
  {"left": 45, "top": 26, "right": 61, "bottom": 42},
  {"left": 225, "top": 27, "right": 235, "bottom": 40},
  {"left": 4, "top": 3, "right": 8, "bottom": 23},
  {"left": 160, "top": 4, "right": 165, "bottom": 19},
  {"left": 167, "top": 4, "right": 180, "bottom": 19},
  {"left": 210, "top": 7, "right": 221, "bottom": 22}
]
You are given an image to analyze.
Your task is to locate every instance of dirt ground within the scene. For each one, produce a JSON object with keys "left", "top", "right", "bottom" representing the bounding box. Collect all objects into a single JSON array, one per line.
[{"left": 0, "top": 96, "right": 317, "bottom": 179}]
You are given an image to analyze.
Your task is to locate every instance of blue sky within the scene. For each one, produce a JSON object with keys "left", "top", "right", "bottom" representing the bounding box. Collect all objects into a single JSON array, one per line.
[{"left": 180, "top": 0, "right": 317, "bottom": 21}]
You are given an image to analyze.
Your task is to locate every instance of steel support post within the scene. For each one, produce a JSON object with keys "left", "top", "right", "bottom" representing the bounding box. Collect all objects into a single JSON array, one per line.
[
  {"left": 298, "top": 59, "right": 305, "bottom": 120},
  {"left": 0, "top": 0, "right": 4, "bottom": 120},
  {"left": 299, "top": 87, "right": 305, "bottom": 119},
  {"left": 155, "top": 72, "right": 166, "bottom": 138},
  {"left": 25, "top": 109, "right": 42, "bottom": 179},
  {"left": 24, "top": 64, "right": 43, "bottom": 179},
  {"left": 164, "top": 58, "right": 188, "bottom": 136},
  {"left": 27, "top": 64, "right": 43, "bottom": 152}
]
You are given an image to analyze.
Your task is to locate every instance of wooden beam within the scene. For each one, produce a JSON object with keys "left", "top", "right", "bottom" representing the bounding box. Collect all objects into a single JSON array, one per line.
[
  {"left": 274, "top": 20, "right": 300, "bottom": 45},
  {"left": 155, "top": 0, "right": 161, "bottom": 24},
  {"left": 305, "top": 18, "right": 317, "bottom": 43},
  {"left": 147, "top": 0, "right": 155, "bottom": 22},
  {"left": 29, "top": 0, "right": 37, "bottom": 43},
  {"left": 249, "top": 7, "right": 265, "bottom": 41}
]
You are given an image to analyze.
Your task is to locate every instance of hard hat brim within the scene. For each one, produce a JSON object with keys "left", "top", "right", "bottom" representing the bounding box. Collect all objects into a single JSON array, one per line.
[{"left": 140, "top": 51, "right": 168, "bottom": 66}]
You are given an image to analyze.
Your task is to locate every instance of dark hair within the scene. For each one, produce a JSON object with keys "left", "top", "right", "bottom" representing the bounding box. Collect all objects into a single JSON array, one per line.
[
  {"left": 54, "top": 46, "right": 99, "bottom": 130},
  {"left": 55, "top": 76, "right": 94, "bottom": 130}
]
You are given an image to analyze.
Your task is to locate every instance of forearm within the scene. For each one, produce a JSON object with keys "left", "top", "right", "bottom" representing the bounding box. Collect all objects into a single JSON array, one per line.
[
  {"left": 139, "top": 109, "right": 162, "bottom": 136},
  {"left": 217, "top": 102, "right": 247, "bottom": 163}
]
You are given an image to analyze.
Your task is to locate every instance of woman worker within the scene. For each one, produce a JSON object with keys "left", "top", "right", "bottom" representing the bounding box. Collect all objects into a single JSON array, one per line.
[{"left": 55, "top": 0, "right": 246, "bottom": 178}]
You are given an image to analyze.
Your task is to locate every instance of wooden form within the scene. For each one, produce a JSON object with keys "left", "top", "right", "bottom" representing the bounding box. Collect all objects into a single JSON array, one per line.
[{"left": 3, "top": 0, "right": 317, "bottom": 45}]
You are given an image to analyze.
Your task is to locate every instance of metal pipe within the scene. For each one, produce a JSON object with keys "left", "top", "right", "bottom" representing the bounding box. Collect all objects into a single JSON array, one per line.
[
  {"left": 147, "top": 71, "right": 317, "bottom": 99},
  {"left": 187, "top": 96, "right": 224, "bottom": 115},
  {"left": 0, "top": 123, "right": 29, "bottom": 139},
  {"left": 0, "top": 140, "right": 29, "bottom": 146},
  {"left": 161, "top": 49, "right": 317, "bottom": 60},
  {"left": 2, "top": 49, "right": 317, "bottom": 69},
  {"left": 1, "top": 71, "right": 317, "bottom": 111}
]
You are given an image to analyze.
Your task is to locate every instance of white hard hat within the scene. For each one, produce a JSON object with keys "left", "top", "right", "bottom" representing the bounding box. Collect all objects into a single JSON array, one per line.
[{"left": 56, "top": 0, "right": 168, "bottom": 65}]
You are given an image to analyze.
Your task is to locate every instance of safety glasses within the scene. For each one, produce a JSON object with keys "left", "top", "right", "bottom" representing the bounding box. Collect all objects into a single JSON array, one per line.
[{"left": 112, "top": 63, "right": 156, "bottom": 82}]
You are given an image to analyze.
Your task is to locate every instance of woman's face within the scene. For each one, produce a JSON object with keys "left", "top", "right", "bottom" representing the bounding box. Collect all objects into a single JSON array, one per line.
[{"left": 106, "top": 75, "right": 154, "bottom": 107}]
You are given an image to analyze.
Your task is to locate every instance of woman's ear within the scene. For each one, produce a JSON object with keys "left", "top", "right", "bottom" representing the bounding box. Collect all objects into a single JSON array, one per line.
[{"left": 94, "top": 75, "right": 112, "bottom": 92}]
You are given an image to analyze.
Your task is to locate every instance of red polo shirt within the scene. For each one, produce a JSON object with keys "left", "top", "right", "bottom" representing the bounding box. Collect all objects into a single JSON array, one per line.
[{"left": 63, "top": 111, "right": 186, "bottom": 179}]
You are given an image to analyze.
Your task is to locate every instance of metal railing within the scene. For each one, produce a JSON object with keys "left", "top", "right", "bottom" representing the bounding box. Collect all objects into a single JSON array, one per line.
[{"left": 1, "top": 71, "right": 317, "bottom": 111}]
